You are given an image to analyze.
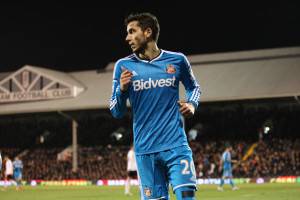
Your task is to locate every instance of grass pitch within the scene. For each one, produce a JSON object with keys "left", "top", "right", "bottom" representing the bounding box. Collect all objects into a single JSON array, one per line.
[{"left": 0, "top": 183, "right": 299, "bottom": 200}]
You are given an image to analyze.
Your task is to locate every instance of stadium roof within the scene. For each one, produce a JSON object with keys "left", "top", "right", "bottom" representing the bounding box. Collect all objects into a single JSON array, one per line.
[
  {"left": 0, "top": 46, "right": 299, "bottom": 115},
  {"left": 188, "top": 46, "right": 300, "bottom": 102}
]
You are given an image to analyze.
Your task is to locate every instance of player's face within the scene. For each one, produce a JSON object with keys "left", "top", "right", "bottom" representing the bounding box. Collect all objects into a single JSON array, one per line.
[{"left": 126, "top": 21, "right": 148, "bottom": 53}]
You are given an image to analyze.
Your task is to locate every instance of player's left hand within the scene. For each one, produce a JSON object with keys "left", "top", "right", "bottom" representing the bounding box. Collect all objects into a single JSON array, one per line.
[{"left": 178, "top": 100, "right": 195, "bottom": 118}]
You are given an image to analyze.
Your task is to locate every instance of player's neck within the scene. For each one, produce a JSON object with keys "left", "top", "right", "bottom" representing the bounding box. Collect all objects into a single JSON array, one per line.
[{"left": 138, "top": 42, "right": 160, "bottom": 61}]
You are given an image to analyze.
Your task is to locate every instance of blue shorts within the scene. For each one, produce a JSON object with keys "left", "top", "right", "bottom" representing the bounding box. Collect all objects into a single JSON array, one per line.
[
  {"left": 222, "top": 169, "right": 232, "bottom": 177},
  {"left": 136, "top": 145, "right": 197, "bottom": 200}
]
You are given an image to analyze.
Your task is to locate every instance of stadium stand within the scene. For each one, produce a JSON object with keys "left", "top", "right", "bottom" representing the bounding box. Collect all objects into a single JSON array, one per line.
[
  {"left": 0, "top": 47, "right": 299, "bottom": 182},
  {"left": 0, "top": 103, "right": 299, "bottom": 180}
]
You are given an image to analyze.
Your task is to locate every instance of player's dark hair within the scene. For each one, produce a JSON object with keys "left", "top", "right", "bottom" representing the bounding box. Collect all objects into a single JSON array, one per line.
[
  {"left": 225, "top": 142, "right": 231, "bottom": 148},
  {"left": 124, "top": 12, "right": 160, "bottom": 42}
]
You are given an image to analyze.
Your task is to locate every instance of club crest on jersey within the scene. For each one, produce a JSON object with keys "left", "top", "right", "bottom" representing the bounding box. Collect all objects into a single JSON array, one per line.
[
  {"left": 144, "top": 187, "right": 152, "bottom": 197},
  {"left": 166, "top": 64, "right": 176, "bottom": 74}
]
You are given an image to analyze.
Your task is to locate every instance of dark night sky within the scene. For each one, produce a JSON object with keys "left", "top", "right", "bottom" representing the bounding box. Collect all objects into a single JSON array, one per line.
[{"left": 0, "top": 1, "right": 299, "bottom": 73}]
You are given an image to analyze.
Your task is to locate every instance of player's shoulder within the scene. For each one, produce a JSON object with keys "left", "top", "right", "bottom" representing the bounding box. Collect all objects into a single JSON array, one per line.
[
  {"left": 115, "top": 54, "right": 135, "bottom": 67},
  {"left": 162, "top": 49, "right": 188, "bottom": 61},
  {"left": 112, "top": 54, "right": 135, "bottom": 76}
]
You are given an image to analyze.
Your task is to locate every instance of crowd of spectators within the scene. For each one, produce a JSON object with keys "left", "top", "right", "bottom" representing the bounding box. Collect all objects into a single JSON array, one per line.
[
  {"left": 1, "top": 101, "right": 299, "bottom": 180},
  {"left": 1, "top": 138, "right": 299, "bottom": 181},
  {"left": 191, "top": 138, "right": 300, "bottom": 178}
]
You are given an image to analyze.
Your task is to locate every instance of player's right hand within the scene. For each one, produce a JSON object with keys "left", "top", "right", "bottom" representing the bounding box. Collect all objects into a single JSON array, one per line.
[{"left": 120, "top": 68, "right": 133, "bottom": 92}]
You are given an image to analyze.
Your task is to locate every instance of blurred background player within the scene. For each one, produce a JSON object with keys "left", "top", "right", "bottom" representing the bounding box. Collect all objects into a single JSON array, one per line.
[
  {"left": 125, "top": 145, "right": 137, "bottom": 196},
  {"left": 13, "top": 156, "right": 23, "bottom": 191},
  {"left": 0, "top": 151, "right": 2, "bottom": 180},
  {"left": 3, "top": 156, "right": 13, "bottom": 190},
  {"left": 218, "top": 143, "right": 239, "bottom": 191}
]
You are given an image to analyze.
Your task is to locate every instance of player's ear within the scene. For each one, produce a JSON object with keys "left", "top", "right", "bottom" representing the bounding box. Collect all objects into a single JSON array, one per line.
[{"left": 144, "top": 27, "right": 152, "bottom": 39}]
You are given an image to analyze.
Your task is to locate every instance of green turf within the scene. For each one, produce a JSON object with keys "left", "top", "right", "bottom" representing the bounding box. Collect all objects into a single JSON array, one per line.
[{"left": 0, "top": 183, "right": 299, "bottom": 200}]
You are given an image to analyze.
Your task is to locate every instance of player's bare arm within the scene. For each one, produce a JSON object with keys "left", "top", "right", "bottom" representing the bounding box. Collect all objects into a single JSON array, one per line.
[{"left": 178, "top": 100, "right": 195, "bottom": 118}]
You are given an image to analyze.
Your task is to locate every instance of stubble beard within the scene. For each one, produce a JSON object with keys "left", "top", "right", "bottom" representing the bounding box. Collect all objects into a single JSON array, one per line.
[{"left": 132, "top": 40, "right": 147, "bottom": 55}]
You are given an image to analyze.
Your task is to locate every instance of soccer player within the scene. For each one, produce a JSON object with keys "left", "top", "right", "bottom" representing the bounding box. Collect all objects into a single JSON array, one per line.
[
  {"left": 110, "top": 12, "right": 201, "bottom": 200},
  {"left": 0, "top": 152, "right": 2, "bottom": 172},
  {"left": 125, "top": 145, "right": 137, "bottom": 196},
  {"left": 218, "top": 144, "right": 239, "bottom": 191},
  {"left": 3, "top": 156, "right": 13, "bottom": 189},
  {"left": 0, "top": 151, "right": 2, "bottom": 179},
  {"left": 13, "top": 157, "right": 23, "bottom": 191}
]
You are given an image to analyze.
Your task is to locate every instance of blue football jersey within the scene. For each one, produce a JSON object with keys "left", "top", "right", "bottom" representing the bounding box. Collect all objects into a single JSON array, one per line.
[
  {"left": 222, "top": 151, "right": 232, "bottom": 170},
  {"left": 13, "top": 160, "right": 23, "bottom": 174},
  {"left": 110, "top": 50, "right": 201, "bottom": 155}
]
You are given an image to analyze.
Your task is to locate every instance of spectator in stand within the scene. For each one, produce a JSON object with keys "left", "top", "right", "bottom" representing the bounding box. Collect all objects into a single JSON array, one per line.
[{"left": 207, "top": 156, "right": 216, "bottom": 178}]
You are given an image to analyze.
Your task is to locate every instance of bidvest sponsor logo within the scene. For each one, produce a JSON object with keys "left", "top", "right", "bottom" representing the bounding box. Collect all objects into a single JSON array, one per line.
[{"left": 132, "top": 76, "right": 176, "bottom": 91}]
